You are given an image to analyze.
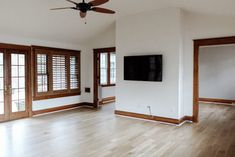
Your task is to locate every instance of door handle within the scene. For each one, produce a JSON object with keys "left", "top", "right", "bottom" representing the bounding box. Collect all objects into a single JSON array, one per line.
[
  {"left": 4, "top": 85, "right": 8, "bottom": 94},
  {"left": 8, "top": 85, "right": 12, "bottom": 95},
  {"left": 4, "top": 85, "right": 12, "bottom": 95}
]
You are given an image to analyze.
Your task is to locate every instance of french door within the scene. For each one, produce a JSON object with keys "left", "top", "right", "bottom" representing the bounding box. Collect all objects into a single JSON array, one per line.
[{"left": 0, "top": 47, "right": 30, "bottom": 122}]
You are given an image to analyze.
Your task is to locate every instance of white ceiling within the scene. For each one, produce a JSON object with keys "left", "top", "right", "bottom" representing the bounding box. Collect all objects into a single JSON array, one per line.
[{"left": 0, "top": 0, "right": 235, "bottom": 45}]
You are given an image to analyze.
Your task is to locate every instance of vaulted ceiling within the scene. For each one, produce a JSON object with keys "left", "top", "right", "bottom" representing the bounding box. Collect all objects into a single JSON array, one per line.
[{"left": 0, "top": 0, "right": 234, "bottom": 45}]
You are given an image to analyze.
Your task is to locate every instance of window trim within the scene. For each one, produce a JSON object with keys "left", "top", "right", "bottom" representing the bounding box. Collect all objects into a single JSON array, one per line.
[
  {"left": 94, "top": 47, "right": 116, "bottom": 87},
  {"left": 32, "top": 46, "right": 81, "bottom": 100}
]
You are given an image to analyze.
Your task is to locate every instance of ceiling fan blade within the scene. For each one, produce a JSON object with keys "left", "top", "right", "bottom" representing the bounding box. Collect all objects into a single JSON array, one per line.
[
  {"left": 80, "top": 11, "right": 87, "bottom": 18},
  {"left": 92, "top": 7, "right": 115, "bottom": 14},
  {"left": 66, "top": 0, "right": 78, "bottom": 5},
  {"left": 51, "top": 7, "right": 76, "bottom": 10},
  {"left": 88, "top": 0, "right": 109, "bottom": 6}
]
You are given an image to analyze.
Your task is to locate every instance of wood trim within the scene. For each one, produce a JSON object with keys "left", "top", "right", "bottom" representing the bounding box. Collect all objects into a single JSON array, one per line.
[
  {"left": 107, "top": 52, "right": 111, "bottom": 85},
  {"left": 115, "top": 110, "right": 192, "bottom": 125},
  {"left": 30, "top": 46, "right": 34, "bottom": 117},
  {"left": 32, "top": 45, "right": 81, "bottom": 53},
  {"left": 180, "top": 116, "right": 194, "bottom": 123},
  {"left": 193, "top": 36, "right": 235, "bottom": 123},
  {"left": 93, "top": 51, "right": 99, "bottom": 108},
  {"left": 193, "top": 43, "right": 199, "bottom": 123},
  {"left": 82, "top": 102, "right": 94, "bottom": 107},
  {"left": 194, "top": 36, "right": 235, "bottom": 46},
  {"left": 101, "top": 84, "right": 116, "bottom": 87},
  {"left": 32, "top": 102, "right": 93, "bottom": 115},
  {"left": 0, "top": 43, "right": 31, "bottom": 51},
  {"left": 100, "top": 96, "right": 115, "bottom": 105},
  {"left": 27, "top": 47, "right": 33, "bottom": 117},
  {"left": 93, "top": 47, "right": 116, "bottom": 53},
  {"left": 199, "top": 98, "right": 235, "bottom": 104},
  {"left": 33, "top": 92, "right": 81, "bottom": 101}
]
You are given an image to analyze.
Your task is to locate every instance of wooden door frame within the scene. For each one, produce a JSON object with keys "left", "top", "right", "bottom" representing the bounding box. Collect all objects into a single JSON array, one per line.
[
  {"left": 93, "top": 47, "right": 116, "bottom": 108},
  {"left": 0, "top": 43, "right": 32, "bottom": 122},
  {"left": 193, "top": 36, "right": 235, "bottom": 122}
]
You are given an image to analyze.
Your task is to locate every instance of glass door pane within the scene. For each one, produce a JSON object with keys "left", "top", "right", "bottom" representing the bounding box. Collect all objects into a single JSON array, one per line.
[
  {"left": 100, "top": 53, "right": 108, "bottom": 85},
  {"left": 11, "top": 54, "right": 26, "bottom": 112},
  {"left": 110, "top": 53, "right": 116, "bottom": 84},
  {"left": 0, "top": 53, "right": 4, "bottom": 114}
]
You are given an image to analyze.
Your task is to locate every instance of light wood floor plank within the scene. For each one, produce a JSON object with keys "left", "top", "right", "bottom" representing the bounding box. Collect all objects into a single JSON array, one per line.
[{"left": 0, "top": 103, "right": 234, "bottom": 157}]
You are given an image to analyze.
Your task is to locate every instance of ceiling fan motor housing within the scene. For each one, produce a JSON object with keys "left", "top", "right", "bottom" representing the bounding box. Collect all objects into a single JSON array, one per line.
[{"left": 78, "top": 2, "right": 91, "bottom": 12}]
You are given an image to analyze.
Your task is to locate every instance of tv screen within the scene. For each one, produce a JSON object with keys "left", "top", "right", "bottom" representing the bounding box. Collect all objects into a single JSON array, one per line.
[{"left": 124, "top": 55, "right": 162, "bottom": 82}]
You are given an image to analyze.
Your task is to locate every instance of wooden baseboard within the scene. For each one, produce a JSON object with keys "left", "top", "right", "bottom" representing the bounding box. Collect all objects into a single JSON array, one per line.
[
  {"left": 82, "top": 102, "right": 94, "bottom": 107},
  {"left": 115, "top": 110, "right": 193, "bottom": 125},
  {"left": 100, "top": 96, "right": 116, "bottom": 105},
  {"left": 33, "top": 102, "right": 94, "bottom": 115},
  {"left": 199, "top": 98, "right": 235, "bottom": 104},
  {"left": 180, "top": 116, "right": 194, "bottom": 123}
]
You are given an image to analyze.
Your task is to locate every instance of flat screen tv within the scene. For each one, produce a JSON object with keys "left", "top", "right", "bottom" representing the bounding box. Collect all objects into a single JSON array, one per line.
[{"left": 124, "top": 55, "right": 162, "bottom": 82}]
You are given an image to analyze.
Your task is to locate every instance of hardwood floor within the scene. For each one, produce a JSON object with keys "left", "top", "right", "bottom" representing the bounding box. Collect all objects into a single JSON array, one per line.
[{"left": 0, "top": 103, "right": 234, "bottom": 157}]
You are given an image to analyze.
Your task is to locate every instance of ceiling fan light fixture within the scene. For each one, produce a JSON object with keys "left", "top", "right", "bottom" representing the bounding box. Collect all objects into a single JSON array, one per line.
[{"left": 80, "top": 11, "right": 87, "bottom": 18}]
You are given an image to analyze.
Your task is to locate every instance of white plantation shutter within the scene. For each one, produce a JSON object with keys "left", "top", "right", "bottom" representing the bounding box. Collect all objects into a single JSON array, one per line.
[
  {"left": 52, "top": 55, "right": 67, "bottom": 91},
  {"left": 70, "top": 56, "right": 79, "bottom": 89}
]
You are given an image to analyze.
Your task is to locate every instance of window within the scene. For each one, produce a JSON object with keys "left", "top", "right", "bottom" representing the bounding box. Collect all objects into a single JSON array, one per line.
[
  {"left": 37, "top": 54, "right": 48, "bottom": 93},
  {"left": 95, "top": 48, "right": 116, "bottom": 86},
  {"left": 52, "top": 55, "right": 67, "bottom": 91},
  {"left": 70, "top": 56, "right": 79, "bottom": 89},
  {"left": 33, "top": 46, "right": 80, "bottom": 100},
  {"left": 110, "top": 53, "right": 116, "bottom": 84},
  {"left": 100, "top": 53, "right": 108, "bottom": 85}
]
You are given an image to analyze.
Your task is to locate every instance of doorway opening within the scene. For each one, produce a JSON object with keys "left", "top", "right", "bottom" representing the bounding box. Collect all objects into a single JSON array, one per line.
[
  {"left": 193, "top": 36, "right": 235, "bottom": 122},
  {"left": 93, "top": 47, "right": 116, "bottom": 108}
]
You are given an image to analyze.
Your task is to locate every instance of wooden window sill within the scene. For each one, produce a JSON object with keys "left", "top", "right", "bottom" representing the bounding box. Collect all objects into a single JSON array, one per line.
[
  {"left": 33, "top": 91, "right": 81, "bottom": 101},
  {"left": 101, "top": 84, "right": 116, "bottom": 87}
]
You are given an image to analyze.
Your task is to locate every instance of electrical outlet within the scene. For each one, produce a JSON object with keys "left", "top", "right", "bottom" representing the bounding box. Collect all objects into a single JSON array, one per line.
[
  {"left": 85, "top": 87, "right": 90, "bottom": 93},
  {"left": 147, "top": 105, "right": 152, "bottom": 116}
]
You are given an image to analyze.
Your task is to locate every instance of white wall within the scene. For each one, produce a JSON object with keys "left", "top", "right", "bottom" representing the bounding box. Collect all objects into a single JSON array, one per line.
[
  {"left": 182, "top": 12, "right": 235, "bottom": 116},
  {"left": 88, "top": 23, "right": 116, "bottom": 100},
  {"left": 33, "top": 96, "right": 82, "bottom": 110},
  {"left": 116, "top": 8, "right": 183, "bottom": 119},
  {"left": 199, "top": 45, "right": 235, "bottom": 100},
  {"left": 88, "top": 23, "right": 116, "bottom": 48},
  {"left": 101, "top": 87, "right": 115, "bottom": 99},
  {"left": 115, "top": 8, "right": 235, "bottom": 119},
  {"left": 0, "top": 34, "right": 93, "bottom": 111}
]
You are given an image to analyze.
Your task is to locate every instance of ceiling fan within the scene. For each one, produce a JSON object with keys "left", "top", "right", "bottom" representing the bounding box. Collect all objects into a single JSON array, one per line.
[{"left": 51, "top": 0, "right": 115, "bottom": 18}]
